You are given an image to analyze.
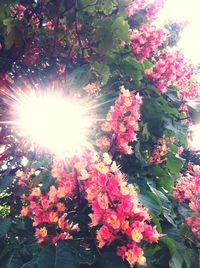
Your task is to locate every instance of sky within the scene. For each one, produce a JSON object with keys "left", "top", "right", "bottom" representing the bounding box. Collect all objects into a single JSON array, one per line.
[
  {"left": 156, "top": 0, "right": 200, "bottom": 64},
  {"left": 156, "top": 0, "right": 200, "bottom": 149}
]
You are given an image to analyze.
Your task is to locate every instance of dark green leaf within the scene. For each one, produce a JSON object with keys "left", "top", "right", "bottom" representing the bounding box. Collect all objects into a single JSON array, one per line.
[
  {"left": 37, "top": 245, "right": 55, "bottom": 268},
  {"left": 95, "top": 19, "right": 114, "bottom": 54},
  {"left": 92, "top": 62, "right": 110, "bottom": 85},
  {"left": 55, "top": 242, "right": 77, "bottom": 268},
  {"left": 37, "top": 243, "right": 78, "bottom": 268},
  {"left": 134, "top": 142, "right": 148, "bottom": 167},
  {"left": 138, "top": 193, "right": 161, "bottom": 216},
  {"left": 142, "top": 59, "right": 153, "bottom": 70},
  {"left": 21, "top": 258, "right": 37, "bottom": 268},
  {"left": 7, "top": 251, "right": 24, "bottom": 268},
  {"left": 160, "top": 237, "right": 176, "bottom": 255},
  {"left": 0, "top": 218, "right": 12, "bottom": 237},
  {"left": 166, "top": 153, "right": 183, "bottom": 176},
  {"left": 0, "top": 176, "right": 13, "bottom": 192},
  {"left": 96, "top": 252, "right": 128, "bottom": 268},
  {"left": 169, "top": 250, "right": 183, "bottom": 268},
  {"left": 112, "top": 16, "right": 130, "bottom": 41}
]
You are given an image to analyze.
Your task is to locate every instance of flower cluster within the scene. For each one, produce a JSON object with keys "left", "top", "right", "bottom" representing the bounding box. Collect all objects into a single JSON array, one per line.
[
  {"left": 145, "top": 0, "right": 166, "bottom": 21},
  {"left": 149, "top": 137, "right": 175, "bottom": 164},
  {"left": 83, "top": 83, "right": 99, "bottom": 94},
  {"left": 74, "top": 152, "right": 160, "bottom": 267},
  {"left": 173, "top": 165, "right": 200, "bottom": 209},
  {"left": 20, "top": 163, "right": 79, "bottom": 245},
  {"left": 127, "top": 0, "right": 165, "bottom": 21},
  {"left": 173, "top": 165, "right": 200, "bottom": 239},
  {"left": 97, "top": 87, "right": 142, "bottom": 155},
  {"left": 130, "top": 24, "right": 168, "bottom": 61},
  {"left": 12, "top": 4, "right": 26, "bottom": 20},
  {"left": 22, "top": 41, "right": 40, "bottom": 66},
  {"left": 145, "top": 48, "right": 198, "bottom": 96},
  {"left": 186, "top": 217, "right": 200, "bottom": 239},
  {"left": 178, "top": 81, "right": 199, "bottom": 100},
  {"left": 19, "top": 148, "right": 161, "bottom": 267},
  {"left": 12, "top": 4, "right": 41, "bottom": 27}
]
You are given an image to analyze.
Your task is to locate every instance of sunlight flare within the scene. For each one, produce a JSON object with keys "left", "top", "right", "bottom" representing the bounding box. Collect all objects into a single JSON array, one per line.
[{"left": 14, "top": 91, "right": 91, "bottom": 155}]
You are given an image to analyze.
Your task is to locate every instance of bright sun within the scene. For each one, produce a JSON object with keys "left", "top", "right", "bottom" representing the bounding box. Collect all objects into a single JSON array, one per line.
[
  {"left": 14, "top": 91, "right": 91, "bottom": 155},
  {"left": 156, "top": 0, "right": 200, "bottom": 64}
]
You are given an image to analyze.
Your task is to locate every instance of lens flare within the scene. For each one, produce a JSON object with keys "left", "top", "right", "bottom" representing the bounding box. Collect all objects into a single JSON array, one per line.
[{"left": 14, "top": 91, "right": 91, "bottom": 155}]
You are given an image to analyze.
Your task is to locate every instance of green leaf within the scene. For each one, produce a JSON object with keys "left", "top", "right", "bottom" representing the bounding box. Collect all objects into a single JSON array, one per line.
[
  {"left": 32, "top": 170, "right": 54, "bottom": 192},
  {"left": 131, "top": 58, "right": 143, "bottom": 70},
  {"left": 95, "top": 18, "right": 114, "bottom": 54},
  {"left": 0, "top": 176, "right": 13, "bottom": 192},
  {"left": 141, "top": 97, "right": 164, "bottom": 136},
  {"left": 92, "top": 62, "right": 110, "bottom": 85},
  {"left": 160, "top": 237, "right": 176, "bottom": 255},
  {"left": 3, "top": 19, "right": 24, "bottom": 49},
  {"left": 169, "top": 250, "right": 183, "bottom": 268},
  {"left": 151, "top": 214, "right": 162, "bottom": 233},
  {"left": 166, "top": 153, "right": 183, "bottom": 176},
  {"left": 70, "top": 65, "right": 91, "bottom": 88},
  {"left": 168, "top": 143, "right": 178, "bottom": 154},
  {"left": 37, "top": 245, "right": 56, "bottom": 268},
  {"left": 150, "top": 160, "right": 175, "bottom": 191},
  {"left": 7, "top": 251, "right": 24, "bottom": 268},
  {"left": 141, "top": 122, "right": 150, "bottom": 141},
  {"left": 3, "top": 18, "right": 13, "bottom": 34},
  {"left": 148, "top": 185, "right": 176, "bottom": 225},
  {"left": 157, "top": 96, "right": 179, "bottom": 116},
  {"left": 158, "top": 175, "right": 174, "bottom": 192},
  {"left": 138, "top": 193, "right": 161, "bottom": 216},
  {"left": 96, "top": 252, "right": 128, "bottom": 268},
  {"left": 66, "top": 241, "right": 95, "bottom": 265},
  {"left": 164, "top": 227, "right": 194, "bottom": 268},
  {"left": 21, "top": 259, "right": 37, "bottom": 268},
  {"left": 163, "top": 118, "right": 188, "bottom": 147},
  {"left": 134, "top": 142, "right": 148, "bottom": 167},
  {"left": 55, "top": 242, "right": 77, "bottom": 268},
  {"left": 142, "top": 59, "right": 153, "bottom": 70},
  {"left": 132, "top": 68, "right": 143, "bottom": 81},
  {"left": 37, "top": 243, "right": 78, "bottom": 268},
  {"left": 112, "top": 16, "right": 130, "bottom": 41},
  {"left": 0, "top": 218, "right": 12, "bottom": 237},
  {"left": 98, "top": 0, "right": 114, "bottom": 14}
]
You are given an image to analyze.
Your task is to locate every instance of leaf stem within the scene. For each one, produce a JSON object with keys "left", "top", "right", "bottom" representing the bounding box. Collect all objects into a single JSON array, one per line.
[{"left": 74, "top": 0, "right": 85, "bottom": 61}]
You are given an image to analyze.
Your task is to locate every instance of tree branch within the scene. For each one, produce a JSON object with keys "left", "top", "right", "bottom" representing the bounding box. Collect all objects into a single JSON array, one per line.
[
  {"left": 52, "top": 0, "right": 61, "bottom": 58},
  {"left": 74, "top": 0, "right": 85, "bottom": 61}
]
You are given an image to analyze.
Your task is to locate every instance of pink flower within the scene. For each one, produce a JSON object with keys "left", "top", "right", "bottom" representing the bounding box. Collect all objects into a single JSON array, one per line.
[
  {"left": 100, "top": 88, "right": 142, "bottom": 155},
  {"left": 186, "top": 217, "right": 200, "bottom": 239},
  {"left": 149, "top": 137, "right": 172, "bottom": 164},
  {"left": 35, "top": 227, "right": 48, "bottom": 244},
  {"left": 127, "top": 0, "right": 165, "bottom": 21},
  {"left": 83, "top": 83, "right": 98, "bottom": 94},
  {"left": 145, "top": 48, "right": 199, "bottom": 97},
  {"left": 143, "top": 225, "right": 160, "bottom": 243},
  {"left": 130, "top": 24, "right": 168, "bottom": 61},
  {"left": 96, "top": 136, "right": 111, "bottom": 149},
  {"left": 96, "top": 225, "right": 115, "bottom": 248}
]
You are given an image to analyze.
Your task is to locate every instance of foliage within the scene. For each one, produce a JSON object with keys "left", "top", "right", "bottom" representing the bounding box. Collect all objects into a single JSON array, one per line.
[{"left": 0, "top": 0, "right": 199, "bottom": 267}]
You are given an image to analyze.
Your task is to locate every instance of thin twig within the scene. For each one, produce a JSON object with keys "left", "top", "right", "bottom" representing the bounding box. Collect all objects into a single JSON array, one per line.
[
  {"left": 52, "top": 0, "right": 61, "bottom": 58},
  {"left": 175, "top": 116, "right": 190, "bottom": 121},
  {"left": 74, "top": 0, "right": 85, "bottom": 60}
]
